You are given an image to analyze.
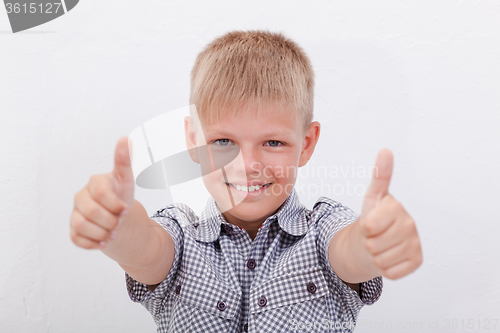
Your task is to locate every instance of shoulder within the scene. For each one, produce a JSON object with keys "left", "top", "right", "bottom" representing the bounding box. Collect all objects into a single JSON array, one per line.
[
  {"left": 310, "top": 196, "right": 358, "bottom": 223},
  {"left": 149, "top": 202, "right": 203, "bottom": 242},
  {"left": 152, "top": 202, "right": 199, "bottom": 227},
  {"left": 312, "top": 196, "right": 343, "bottom": 211}
]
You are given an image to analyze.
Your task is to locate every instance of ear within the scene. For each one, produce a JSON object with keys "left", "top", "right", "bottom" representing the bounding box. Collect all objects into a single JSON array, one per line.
[
  {"left": 184, "top": 116, "right": 200, "bottom": 164},
  {"left": 298, "top": 121, "right": 320, "bottom": 167}
]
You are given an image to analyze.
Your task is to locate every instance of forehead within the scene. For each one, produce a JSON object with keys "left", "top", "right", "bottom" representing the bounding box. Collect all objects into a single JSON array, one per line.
[{"left": 200, "top": 104, "right": 301, "bottom": 136}]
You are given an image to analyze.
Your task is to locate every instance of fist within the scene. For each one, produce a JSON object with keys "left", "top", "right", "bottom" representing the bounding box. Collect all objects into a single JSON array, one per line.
[
  {"left": 70, "top": 137, "right": 135, "bottom": 249},
  {"left": 357, "top": 149, "right": 423, "bottom": 280}
]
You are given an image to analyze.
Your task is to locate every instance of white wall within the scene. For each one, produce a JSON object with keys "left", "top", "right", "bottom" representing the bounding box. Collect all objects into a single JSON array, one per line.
[{"left": 1, "top": 1, "right": 499, "bottom": 332}]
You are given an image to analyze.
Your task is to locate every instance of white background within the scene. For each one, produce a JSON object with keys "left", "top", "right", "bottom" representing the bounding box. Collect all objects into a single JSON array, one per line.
[{"left": 1, "top": 1, "right": 499, "bottom": 332}]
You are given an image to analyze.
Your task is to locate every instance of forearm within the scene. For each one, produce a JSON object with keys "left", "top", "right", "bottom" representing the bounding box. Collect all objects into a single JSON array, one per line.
[
  {"left": 328, "top": 218, "right": 380, "bottom": 284},
  {"left": 100, "top": 199, "right": 174, "bottom": 285}
]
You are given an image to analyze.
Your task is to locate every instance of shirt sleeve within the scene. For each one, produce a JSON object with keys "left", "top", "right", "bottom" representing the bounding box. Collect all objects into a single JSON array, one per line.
[
  {"left": 314, "top": 198, "right": 383, "bottom": 310},
  {"left": 125, "top": 205, "right": 184, "bottom": 322}
]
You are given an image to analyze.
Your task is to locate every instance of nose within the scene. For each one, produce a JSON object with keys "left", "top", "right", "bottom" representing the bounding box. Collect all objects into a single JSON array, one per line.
[{"left": 232, "top": 145, "right": 263, "bottom": 179}]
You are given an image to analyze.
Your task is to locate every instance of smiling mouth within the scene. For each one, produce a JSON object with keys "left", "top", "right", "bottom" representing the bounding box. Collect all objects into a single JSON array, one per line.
[{"left": 225, "top": 182, "right": 272, "bottom": 192}]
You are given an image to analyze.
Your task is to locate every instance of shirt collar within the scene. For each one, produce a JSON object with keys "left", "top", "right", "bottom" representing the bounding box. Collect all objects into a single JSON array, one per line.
[{"left": 193, "top": 187, "right": 308, "bottom": 242}]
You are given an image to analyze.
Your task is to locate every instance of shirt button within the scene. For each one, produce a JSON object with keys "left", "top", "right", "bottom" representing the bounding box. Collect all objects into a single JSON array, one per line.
[
  {"left": 244, "top": 323, "right": 248, "bottom": 332},
  {"left": 217, "top": 300, "right": 227, "bottom": 311},
  {"left": 175, "top": 285, "right": 181, "bottom": 295},
  {"left": 307, "top": 282, "right": 317, "bottom": 294},
  {"left": 223, "top": 224, "right": 232, "bottom": 234},
  {"left": 247, "top": 259, "right": 256, "bottom": 270},
  {"left": 258, "top": 296, "right": 267, "bottom": 307}
]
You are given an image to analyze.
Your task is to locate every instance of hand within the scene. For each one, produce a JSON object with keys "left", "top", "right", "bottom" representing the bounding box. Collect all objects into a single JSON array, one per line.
[
  {"left": 70, "top": 137, "right": 135, "bottom": 249},
  {"left": 355, "top": 149, "right": 423, "bottom": 280}
]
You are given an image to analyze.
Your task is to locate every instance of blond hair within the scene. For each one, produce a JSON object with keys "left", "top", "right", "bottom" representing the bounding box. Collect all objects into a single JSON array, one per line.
[{"left": 189, "top": 29, "right": 314, "bottom": 134}]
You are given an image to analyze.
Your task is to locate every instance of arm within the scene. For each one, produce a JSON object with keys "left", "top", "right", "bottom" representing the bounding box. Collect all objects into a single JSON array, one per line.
[
  {"left": 328, "top": 196, "right": 422, "bottom": 285},
  {"left": 328, "top": 149, "right": 422, "bottom": 285},
  {"left": 328, "top": 219, "right": 380, "bottom": 284},
  {"left": 70, "top": 137, "right": 176, "bottom": 291},
  {"left": 101, "top": 199, "right": 175, "bottom": 287}
]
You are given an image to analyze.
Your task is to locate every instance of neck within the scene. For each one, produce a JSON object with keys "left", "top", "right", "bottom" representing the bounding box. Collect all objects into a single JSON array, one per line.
[{"left": 221, "top": 211, "right": 266, "bottom": 241}]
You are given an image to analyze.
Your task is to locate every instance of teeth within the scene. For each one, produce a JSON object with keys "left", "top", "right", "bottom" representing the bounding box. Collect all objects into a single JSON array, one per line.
[
  {"left": 233, "top": 184, "right": 265, "bottom": 192},
  {"left": 249, "top": 185, "right": 259, "bottom": 192}
]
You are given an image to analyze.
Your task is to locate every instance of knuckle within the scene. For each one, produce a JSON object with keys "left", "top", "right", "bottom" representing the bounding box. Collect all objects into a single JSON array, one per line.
[
  {"left": 410, "top": 218, "right": 417, "bottom": 229},
  {"left": 384, "top": 271, "right": 397, "bottom": 280},
  {"left": 365, "top": 239, "right": 377, "bottom": 253},
  {"left": 415, "top": 254, "right": 423, "bottom": 268},
  {"left": 73, "top": 191, "right": 80, "bottom": 206},
  {"left": 108, "top": 216, "right": 119, "bottom": 229},
  {"left": 93, "top": 185, "right": 106, "bottom": 202},
  {"left": 372, "top": 255, "right": 383, "bottom": 268},
  {"left": 72, "top": 214, "right": 85, "bottom": 231},
  {"left": 382, "top": 194, "right": 393, "bottom": 206},
  {"left": 391, "top": 198, "right": 402, "bottom": 211},
  {"left": 363, "top": 219, "right": 376, "bottom": 235},
  {"left": 75, "top": 238, "right": 85, "bottom": 248},
  {"left": 414, "top": 245, "right": 423, "bottom": 266},
  {"left": 403, "top": 217, "right": 414, "bottom": 229},
  {"left": 87, "top": 204, "right": 99, "bottom": 219},
  {"left": 99, "top": 212, "right": 115, "bottom": 230},
  {"left": 70, "top": 229, "right": 78, "bottom": 243},
  {"left": 97, "top": 228, "right": 110, "bottom": 241},
  {"left": 73, "top": 235, "right": 89, "bottom": 249},
  {"left": 69, "top": 210, "right": 77, "bottom": 225},
  {"left": 74, "top": 189, "right": 87, "bottom": 209},
  {"left": 399, "top": 239, "right": 409, "bottom": 252},
  {"left": 81, "top": 240, "right": 94, "bottom": 250},
  {"left": 411, "top": 237, "right": 421, "bottom": 251},
  {"left": 401, "top": 220, "right": 415, "bottom": 239}
]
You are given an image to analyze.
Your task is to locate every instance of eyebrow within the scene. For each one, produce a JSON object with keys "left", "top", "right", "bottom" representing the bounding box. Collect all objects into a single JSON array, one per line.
[{"left": 204, "top": 128, "right": 295, "bottom": 138}]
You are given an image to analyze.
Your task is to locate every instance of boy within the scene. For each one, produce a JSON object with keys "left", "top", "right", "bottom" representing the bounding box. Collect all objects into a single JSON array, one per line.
[{"left": 70, "top": 30, "right": 422, "bottom": 332}]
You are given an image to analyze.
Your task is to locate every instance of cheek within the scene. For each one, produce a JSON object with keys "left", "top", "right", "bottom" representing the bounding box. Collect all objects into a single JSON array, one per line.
[
  {"left": 202, "top": 172, "right": 230, "bottom": 211},
  {"left": 202, "top": 170, "right": 223, "bottom": 187},
  {"left": 267, "top": 162, "right": 299, "bottom": 180}
]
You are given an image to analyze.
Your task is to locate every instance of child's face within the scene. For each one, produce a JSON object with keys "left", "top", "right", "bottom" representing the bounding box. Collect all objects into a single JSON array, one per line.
[{"left": 185, "top": 104, "right": 320, "bottom": 228}]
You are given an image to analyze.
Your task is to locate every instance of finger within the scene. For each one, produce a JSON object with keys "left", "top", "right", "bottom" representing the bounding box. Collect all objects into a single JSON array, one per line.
[
  {"left": 367, "top": 148, "right": 393, "bottom": 197},
  {"left": 365, "top": 214, "right": 409, "bottom": 255},
  {"left": 71, "top": 209, "right": 112, "bottom": 242},
  {"left": 75, "top": 186, "right": 121, "bottom": 231},
  {"left": 372, "top": 241, "right": 408, "bottom": 269},
  {"left": 112, "top": 136, "right": 134, "bottom": 186},
  {"left": 362, "top": 149, "right": 393, "bottom": 215},
  {"left": 70, "top": 225, "right": 106, "bottom": 250},
  {"left": 381, "top": 259, "right": 416, "bottom": 280},
  {"left": 87, "top": 174, "right": 128, "bottom": 215},
  {"left": 360, "top": 194, "right": 399, "bottom": 237}
]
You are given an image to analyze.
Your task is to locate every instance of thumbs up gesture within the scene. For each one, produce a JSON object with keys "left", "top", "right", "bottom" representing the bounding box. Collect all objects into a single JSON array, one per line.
[
  {"left": 355, "top": 149, "right": 422, "bottom": 280},
  {"left": 70, "top": 137, "right": 134, "bottom": 249}
]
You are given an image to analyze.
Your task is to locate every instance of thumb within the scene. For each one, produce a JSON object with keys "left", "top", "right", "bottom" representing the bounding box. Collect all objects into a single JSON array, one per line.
[
  {"left": 361, "top": 149, "right": 393, "bottom": 216},
  {"left": 112, "top": 136, "right": 134, "bottom": 185}
]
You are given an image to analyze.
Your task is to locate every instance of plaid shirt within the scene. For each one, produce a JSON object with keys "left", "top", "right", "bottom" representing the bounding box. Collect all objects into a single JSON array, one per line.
[{"left": 126, "top": 188, "right": 383, "bottom": 332}]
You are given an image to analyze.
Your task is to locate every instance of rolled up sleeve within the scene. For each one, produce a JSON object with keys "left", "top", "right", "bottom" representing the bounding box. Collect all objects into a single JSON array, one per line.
[
  {"left": 314, "top": 198, "right": 383, "bottom": 314},
  {"left": 125, "top": 207, "right": 184, "bottom": 322}
]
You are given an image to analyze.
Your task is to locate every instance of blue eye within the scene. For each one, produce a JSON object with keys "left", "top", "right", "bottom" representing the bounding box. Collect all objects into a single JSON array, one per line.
[
  {"left": 212, "top": 139, "right": 233, "bottom": 146},
  {"left": 266, "top": 140, "right": 284, "bottom": 147}
]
